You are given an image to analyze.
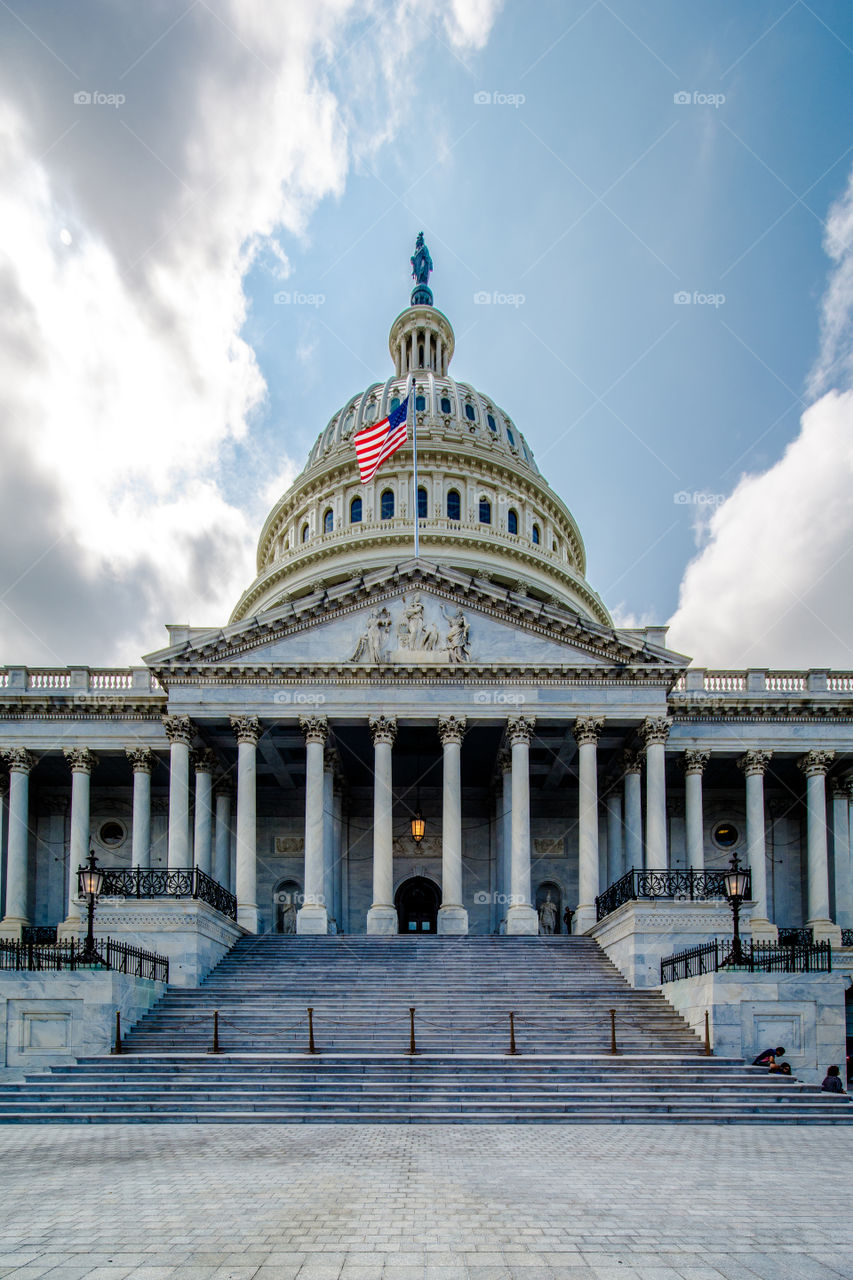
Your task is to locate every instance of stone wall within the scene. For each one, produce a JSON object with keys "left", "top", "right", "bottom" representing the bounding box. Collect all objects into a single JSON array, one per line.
[{"left": 590, "top": 898, "right": 756, "bottom": 988}]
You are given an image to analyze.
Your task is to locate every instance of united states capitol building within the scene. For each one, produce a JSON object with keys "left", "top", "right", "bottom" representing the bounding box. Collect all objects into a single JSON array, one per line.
[{"left": 1, "top": 240, "right": 851, "bottom": 1085}]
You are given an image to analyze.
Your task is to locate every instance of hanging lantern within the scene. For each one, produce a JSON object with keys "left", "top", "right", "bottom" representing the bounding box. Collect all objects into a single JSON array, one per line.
[{"left": 411, "top": 810, "right": 426, "bottom": 843}]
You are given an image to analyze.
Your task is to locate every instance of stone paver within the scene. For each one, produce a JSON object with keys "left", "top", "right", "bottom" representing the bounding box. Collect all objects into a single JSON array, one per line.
[{"left": 0, "top": 1125, "right": 851, "bottom": 1278}]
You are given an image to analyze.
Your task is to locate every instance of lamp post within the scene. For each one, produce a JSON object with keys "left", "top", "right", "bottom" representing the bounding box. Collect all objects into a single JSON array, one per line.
[
  {"left": 77, "top": 848, "right": 105, "bottom": 966},
  {"left": 721, "top": 850, "right": 750, "bottom": 967}
]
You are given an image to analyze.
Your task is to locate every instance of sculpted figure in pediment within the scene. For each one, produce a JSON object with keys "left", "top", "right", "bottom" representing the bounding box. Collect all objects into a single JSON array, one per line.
[
  {"left": 442, "top": 605, "right": 470, "bottom": 663},
  {"left": 351, "top": 607, "right": 392, "bottom": 663}
]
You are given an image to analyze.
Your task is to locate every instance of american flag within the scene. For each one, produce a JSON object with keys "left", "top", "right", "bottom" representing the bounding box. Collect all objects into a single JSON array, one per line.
[{"left": 353, "top": 391, "right": 410, "bottom": 484}]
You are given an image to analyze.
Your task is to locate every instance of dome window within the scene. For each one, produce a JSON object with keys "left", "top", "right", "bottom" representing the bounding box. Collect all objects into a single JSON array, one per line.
[
  {"left": 417, "top": 486, "right": 428, "bottom": 519},
  {"left": 415, "top": 395, "right": 426, "bottom": 412},
  {"left": 506, "top": 427, "right": 516, "bottom": 447},
  {"left": 464, "top": 403, "right": 476, "bottom": 422},
  {"left": 419, "top": 344, "right": 424, "bottom": 366},
  {"left": 532, "top": 523, "right": 540, "bottom": 545},
  {"left": 323, "top": 509, "right": 334, "bottom": 534},
  {"left": 350, "top": 496, "right": 362, "bottom": 524},
  {"left": 507, "top": 509, "right": 518, "bottom": 535},
  {"left": 552, "top": 538, "right": 558, "bottom": 553},
  {"left": 447, "top": 489, "right": 461, "bottom": 521},
  {"left": 380, "top": 489, "right": 395, "bottom": 520},
  {"left": 390, "top": 397, "right": 400, "bottom": 413},
  {"left": 487, "top": 413, "right": 497, "bottom": 431},
  {"left": 479, "top": 499, "right": 492, "bottom": 525},
  {"left": 440, "top": 396, "right": 452, "bottom": 414},
  {"left": 301, "top": 523, "right": 310, "bottom": 543}
]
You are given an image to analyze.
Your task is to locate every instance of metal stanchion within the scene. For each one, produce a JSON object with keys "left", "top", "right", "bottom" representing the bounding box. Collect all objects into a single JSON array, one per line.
[
  {"left": 307, "top": 1006, "right": 318, "bottom": 1054},
  {"left": 704, "top": 1009, "right": 712, "bottom": 1056},
  {"left": 507, "top": 1011, "right": 518, "bottom": 1056},
  {"left": 208, "top": 1009, "right": 221, "bottom": 1054},
  {"left": 111, "top": 1010, "right": 122, "bottom": 1055},
  {"left": 408, "top": 1007, "right": 417, "bottom": 1056},
  {"left": 609, "top": 1008, "right": 617, "bottom": 1055}
]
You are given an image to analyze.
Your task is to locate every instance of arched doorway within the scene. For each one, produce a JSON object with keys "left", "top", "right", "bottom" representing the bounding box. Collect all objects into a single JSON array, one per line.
[
  {"left": 273, "top": 879, "right": 303, "bottom": 934},
  {"left": 395, "top": 876, "right": 440, "bottom": 933}
]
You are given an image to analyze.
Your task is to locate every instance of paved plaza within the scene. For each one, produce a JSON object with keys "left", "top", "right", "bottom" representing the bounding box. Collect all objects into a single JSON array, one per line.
[{"left": 0, "top": 1125, "right": 851, "bottom": 1280}]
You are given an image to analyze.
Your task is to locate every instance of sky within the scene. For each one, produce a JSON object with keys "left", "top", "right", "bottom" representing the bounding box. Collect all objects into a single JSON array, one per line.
[{"left": 1, "top": 0, "right": 853, "bottom": 671}]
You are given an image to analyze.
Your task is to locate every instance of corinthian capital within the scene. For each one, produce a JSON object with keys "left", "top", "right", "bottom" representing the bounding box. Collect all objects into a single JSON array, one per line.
[
  {"left": 2, "top": 748, "right": 36, "bottom": 775},
  {"left": 737, "top": 748, "right": 773, "bottom": 778},
  {"left": 622, "top": 749, "right": 643, "bottom": 776},
  {"left": 506, "top": 714, "right": 535, "bottom": 747},
  {"left": 369, "top": 715, "right": 397, "bottom": 747},
  {"left": 572, "top": 717, "right": 604, "bottom": 748},
  {"left": 63, "top": 747, "right": 98, "bottom": 775},
  {"left": 797, "top": 749, "right": 836, "bottom": 779},
  {"left": 192, "top": 748, "right": 219, "bottom": 774},
  {"left": 231, "top": 715, "right": 261, "bottom": 746},
  {"left": 126, "top": 747, "right": 153, "bottom": 774},
  {"left": 438, "top": 715, "right": 467, "bottom": 747},
  {"left": 162, "top": 714, "right": 194, "bottom": 746},
  {"left": 640, "top": 717, "right": 672, "bottom": 747},
  {"left": 682, "top": 749, "right": 710, "bottom": 776},
  {"left": 298, "top": 715, "right": 328, "bottom": 746}
]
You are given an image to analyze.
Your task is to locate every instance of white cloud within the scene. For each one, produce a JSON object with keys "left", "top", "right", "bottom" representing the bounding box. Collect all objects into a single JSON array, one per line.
[{"left": 0, "top": 0, "right": 500, "bottom": 667}]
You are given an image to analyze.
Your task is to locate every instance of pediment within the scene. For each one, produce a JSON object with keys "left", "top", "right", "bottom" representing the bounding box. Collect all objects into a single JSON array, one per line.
[{"left": 145, "top": 561, "right": 688, "bottom": 678}]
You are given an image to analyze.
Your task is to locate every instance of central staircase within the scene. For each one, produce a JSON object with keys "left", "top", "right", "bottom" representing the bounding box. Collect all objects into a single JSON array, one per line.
[{"left": 0, "top": 935, "right": 850, "bottom": 1123}]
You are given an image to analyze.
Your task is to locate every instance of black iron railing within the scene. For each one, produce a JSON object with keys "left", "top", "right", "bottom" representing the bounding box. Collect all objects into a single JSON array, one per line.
[
  {"left": 21, "top": 925, "right": 58, "bottom": 945},
  {"left": 0, "top": 937, "right": 169, "bottom": 981},
  {"left": 661, "top": 938, "right": 832, "bottom": 983},
  {"left": 778, "top": 926, "right": 814, "bottom": 947},
  {"left": 595, "top": 868, "right": 749, "bottom": 921},
  {"left": 98, "top": 866, "right": 237, "bottom": 920},
  {"left": 842, "top": 928, "right": 853, "bottom": 947}
]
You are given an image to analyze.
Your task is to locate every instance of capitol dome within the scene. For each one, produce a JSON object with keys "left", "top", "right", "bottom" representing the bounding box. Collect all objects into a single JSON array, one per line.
[{"left": 231, "top": 256, "right": 612, "bottom": 627}]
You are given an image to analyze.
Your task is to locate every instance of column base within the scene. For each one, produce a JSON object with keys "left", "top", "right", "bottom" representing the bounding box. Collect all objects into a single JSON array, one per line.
[
  {"left": 296, "top": 904, "right": 329, "bottom": 935},
  {"left": 747, "top": 916, "right": 778, "bottom": 943},
  {"left": 572, "top": 903, "right": 597, "bottom": 936},
  {"left": 237, "top": 904, "right": 259, "bottom": 934},
  {"left": 807, "top": 918, "right": 842, "bottom": 946},
  {"left": 437, "top": 905, "right": 469, "bottom": 935},
  {"left": 0, "top": 918, "right": 28, "bottom": 942},
  {"left": 506, "top": 904, "right": 539, "bottom": 935},
  {"left": 366, "top": 905, "right": 399, "bottom": 935}
]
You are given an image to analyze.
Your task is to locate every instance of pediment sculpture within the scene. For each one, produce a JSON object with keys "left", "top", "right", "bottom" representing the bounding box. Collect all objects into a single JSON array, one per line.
[{"left": 350, "top": 594, "right": 470, "bottom": 665}]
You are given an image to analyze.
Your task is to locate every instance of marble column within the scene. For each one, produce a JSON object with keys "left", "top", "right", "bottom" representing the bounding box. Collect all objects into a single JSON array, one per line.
[
  {"left": 497, "top": 749, "right": 512, "bottom": 932},
  {"left": 797, "top": 750, "right": 841, "bottom": 944},
  {"left": 126, "top": 748, "right": 153, "bottom": 870},
  {"left": 603, "top": 789, "right": 623, "bottom": 885},
  {"left": 62, "top": 747, "right": 98, "bottom": 929},
  {"left": 322, "top": 747, "right": 337, "bottom": 931},
  {"left": 295, "top": 716, "right": 328, "bottom": 934},
  {"left": 332, "top": 777, "right": 344, "bottom": 932},
  {"left": 573, "top": 718, "right": 603, "bottom": 936},
  {"left": 682, "top": 750, "right": 709, "bottom": 874},
  {"left": 505, "top": 714, "right": 539, "bottom": 935},
  {"left": 163, "top": 715, "right": 193, "bottom": 871},
  {"left": 737, "top": 749, "right": 777, "bottom": 941},
  {"left": 0, "top": 749, "right": 35, "bottom": 938},
  {"left": 367, "top": 715, "right": 398, "bottom": 934},
  {"left": 622, "top": 750, "right": 643, "bottom": 872},
  {"left": 0, "top": 773, "right": 8, "bottom": 922},
  {"left": 231, "top": 715, "right": 261, "bottom": 934},
  {"left": 640, "top": 718, "right": 671, "bottom": 868},
  {"left": 192, "top": 749, "right": 217, "bottom": 878},
  {"left": 437, "top": 715, "right": 468, "bottom": 935},
  {"left": 832, "top": 778, "right": 853, "bottom": 930},
  {"left": 214, "top": 781, "right": 233, "bottom": 891}
]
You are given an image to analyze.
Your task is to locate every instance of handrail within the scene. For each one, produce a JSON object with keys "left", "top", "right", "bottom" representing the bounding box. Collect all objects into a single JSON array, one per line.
[
  {"left": 98, "top": 866, "right": 237, "bottom": 921},
  {"left": 595, "top": 868, "right": 746, "bottom": 922}
]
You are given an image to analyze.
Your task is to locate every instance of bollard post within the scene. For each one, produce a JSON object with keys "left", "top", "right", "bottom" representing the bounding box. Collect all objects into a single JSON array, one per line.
[
  {"left": 508, "top": 1011, "right": 518, "bottom": 1056},
  {"left": 112, "top": 1010, "right": 122, "bottom": 1055},
  {"left": 209, "top": 1010, "right": 221, "bottom": 1054},
  {"left": 307, "top": 1006, "right": 318, "bottom": 1054},
  {"left": 610, "top": 1008, "right": 617, "bottom": 1055},
  {"left": 408, "top": 1007, "right": 417, "bottom": 1056},
  {"left": 704, "top": 1009, "right": 712, "bottom": 1056}
]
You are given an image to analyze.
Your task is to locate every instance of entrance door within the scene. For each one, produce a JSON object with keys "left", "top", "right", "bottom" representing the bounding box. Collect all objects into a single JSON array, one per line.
[{"left": 395, "top": 876, "right": 440, "bottom": 933}]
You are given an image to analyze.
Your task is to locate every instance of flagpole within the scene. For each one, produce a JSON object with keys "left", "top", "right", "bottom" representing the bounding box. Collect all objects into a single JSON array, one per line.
[{"left": 411, "top": 373, "right": 419, "bottom": 559}]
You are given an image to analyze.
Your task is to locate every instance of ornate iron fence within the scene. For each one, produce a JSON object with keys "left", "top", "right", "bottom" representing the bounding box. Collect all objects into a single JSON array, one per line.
[
  {"left": 98, "top": 866, "right": 237, "bottom": 920},
  {"left": 0, "top": 937, "right": 169, "bottom": 981},
  {"left": 777, "top": 926, "right": 814, "bottom": 947},
  {"left": 21, "top": 925, "right": 58, "bottom": 945},
  {"left": 595, "top": 868, "right": 747, "bottom": 921},
  {"left": 661, "top": 938, "right": 831, "bottom": 983},
  {"left": 841, "top": 928, "right": 853, "bottom": 947}
]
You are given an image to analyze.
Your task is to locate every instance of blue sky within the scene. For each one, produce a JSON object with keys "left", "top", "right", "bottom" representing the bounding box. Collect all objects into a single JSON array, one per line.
[{"left": 2, "top": 0, "right": 853, "bottom": 667}]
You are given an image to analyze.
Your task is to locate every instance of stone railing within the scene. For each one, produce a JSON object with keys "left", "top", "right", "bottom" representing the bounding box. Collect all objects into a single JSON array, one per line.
[
  {"left": 671, "top": 669, "right": 853, "bottom": 696},
  {"left": 0, "top": 667, "right": 163, "bottom": 695}
]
